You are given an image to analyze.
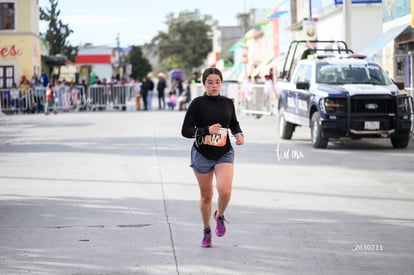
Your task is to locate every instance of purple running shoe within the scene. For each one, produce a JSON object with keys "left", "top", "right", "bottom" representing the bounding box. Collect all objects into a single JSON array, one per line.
[
  {"left": 201, "top": 230, "right": 212, "bottom": 248},
  {"left": 214, "top": 210, "right": 227, "bottom": 237}
]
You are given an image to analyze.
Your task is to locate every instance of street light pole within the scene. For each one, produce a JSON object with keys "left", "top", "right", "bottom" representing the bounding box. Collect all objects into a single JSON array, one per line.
[
  {"left": 343, "top": 0, "right": 352, "bottom": 49},
  {"left": 309, "top": 0, "right": 312, "bottom": 20},
  {"left": 117, "top": 33, "right": 122, "bottom": 80}
]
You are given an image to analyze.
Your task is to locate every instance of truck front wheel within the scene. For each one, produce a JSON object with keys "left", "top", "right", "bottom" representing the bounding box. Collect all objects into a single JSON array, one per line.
[
  {"left": 311, "top": 112, "right": 328, "bottom": 148},
  {"left": 391, "top": 134, "right": 410, "bottom": 148}
]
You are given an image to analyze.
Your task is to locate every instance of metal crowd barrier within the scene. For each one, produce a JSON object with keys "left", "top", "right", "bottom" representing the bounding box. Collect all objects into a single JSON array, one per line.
[
  {"left": 189, "top": 83, "right": 205, "bottom": 100},
  {"left": 188, "top": 83, "right": 276, "bottom": 117},
  {"left": 407, "top": 88, "right": 414, "bottom": 134},
  {"left": 236, "top": 84, "right": 276, "bottom": 116},
  {"left": 2, "top": 83, "right": 280, "bottom": 117},
  {"left": 0, "top": 84, "right": 133, "bottom": 114},
  {"left": 88, "top": 85, "right": 108, "bottom": 111},
  {"left": 88, "top": 84, "right": 131, "bottom": 111},
  {"left": 190, "top": 83, "right": 241, "bottom": 100},
  {"left": 1, "top": 87, "right": 44, "bottom": 114},
  {"left": 225, "top": 83, "right": 240, "bottom": 100},
  {"left": 54, "top": 85, "right": 84, "bottom": 112}
]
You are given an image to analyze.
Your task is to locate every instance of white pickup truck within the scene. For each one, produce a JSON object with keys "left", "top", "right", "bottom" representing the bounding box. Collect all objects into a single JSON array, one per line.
[{"left": 276, "top": 40, "right": 413, "bottom": 148}]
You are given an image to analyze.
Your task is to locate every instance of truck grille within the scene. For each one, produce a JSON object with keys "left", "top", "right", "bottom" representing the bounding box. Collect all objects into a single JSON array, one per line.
[
  {"left": 350, "top": 95, "right": 396, "bottom": 114},
  {"left": 349, "top": 95, "right": 396, "bottom": 131}
]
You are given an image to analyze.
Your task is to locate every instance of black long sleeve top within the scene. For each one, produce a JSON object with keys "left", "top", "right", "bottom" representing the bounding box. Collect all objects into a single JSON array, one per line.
[{"left": 181, "top": 94, "right": 243, "bottom": 160}]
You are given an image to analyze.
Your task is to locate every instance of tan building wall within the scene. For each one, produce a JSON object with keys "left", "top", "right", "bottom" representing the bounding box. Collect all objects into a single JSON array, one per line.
[{"left": 0, "top": 0, "right": 41, "bottom": 87}]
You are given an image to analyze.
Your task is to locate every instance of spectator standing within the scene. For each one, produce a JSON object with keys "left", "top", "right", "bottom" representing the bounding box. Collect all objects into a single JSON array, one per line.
[
  {"left": 19, "top": 78, "right": 30, "bottom": 112},
  {"left": 239, "top": 76, "right": 251, "bottom": 109},
  {"left": 54, "top": 80, "right": 65, "bottom": 112},
  {"left": 70, "top": 82, "right": 79, "bottom": 110},
  {"left": 264, "top": 74, "right": 274, "bottom": 112},
  {"left": 30, "top": 73, "right": 38, "bottom": 88},
  {"left": 40, "top": 71, "right": 49, "bottom": 87},
  {"left": 140, "top": 77, "right": 149, "bottom": 110},
  {"left": 264, "top": 74, "right": 273, "bottom": 95},
  {"left": 10, "top": 82, "right": 20, "bottom": 112},
  {"left": 157, "top": 73, "right": 167, "bottom": 109},
  {"left": 79, "top": 78, "right": 88, "bottom": 109},
  {"left": 191, "top": 71, "right": 201, "bottom": 84},
  {"left": 134, "top": 78, "right": 142, "bottom": 111},
  {"left": 178, "top": 80, "right": 191, "bottom": 111},
  {"left": 146, "top": 76, "right": 155, "bottom": 110},
  {"left": 33, "top": 80, "right": 45, "bottom": 113},
  {"left": 182, "top": 71, "right": 200, "bottom": 108},
  {"left": 62, "top": 82, "right": 72, "bottom": 112},
  {"left": 176, "top": 78, "right": 184, "bottom": 96},
  {"left": 102, "top": 77, "right": 110, "bottom": 106},
  {"left": 45, "top": 84, "right": 57, "bottom": 115}
]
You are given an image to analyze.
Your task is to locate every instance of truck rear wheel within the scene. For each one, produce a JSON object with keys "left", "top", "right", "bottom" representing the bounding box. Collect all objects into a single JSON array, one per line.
[
  {"left": 311, "top": 112, "right": 328, "bottom": 148},
  {"left": 278, "top": 109, "right": 295, "bottom": 139}
]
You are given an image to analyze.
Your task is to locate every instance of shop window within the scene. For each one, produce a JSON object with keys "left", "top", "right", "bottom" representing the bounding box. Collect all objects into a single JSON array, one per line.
[
  {"left": 394, "top": 43, "right": 408, "bottom": 83},
  {"left": 0, "top": 3, "right": 15, "bottom": 30},
  {"left": 0, "top": 66, "right": 14, "bottom": 88},
  {"left": 394, "top": 41, "right": 414, "bottom": 88}
]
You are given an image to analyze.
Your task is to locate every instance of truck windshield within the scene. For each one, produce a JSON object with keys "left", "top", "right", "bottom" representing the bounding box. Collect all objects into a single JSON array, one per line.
[{"left": 316, "top": 63, "right": 393, "bottom": 85}]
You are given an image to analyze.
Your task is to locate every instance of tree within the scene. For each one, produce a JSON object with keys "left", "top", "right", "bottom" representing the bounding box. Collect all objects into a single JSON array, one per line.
[
  {"left": 39, "top": 0, "right": 78, "bottom": 62},
  {"left": 127, "top": 46, "right": 152, "bottom": 79},
  {"left": 152, "top": 10, "right": 212, "bottom": 77}
]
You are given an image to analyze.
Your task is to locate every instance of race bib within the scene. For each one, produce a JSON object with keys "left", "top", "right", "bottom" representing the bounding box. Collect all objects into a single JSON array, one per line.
[{"left": 204, "top": 128, "right": 227, "bottom": 147}]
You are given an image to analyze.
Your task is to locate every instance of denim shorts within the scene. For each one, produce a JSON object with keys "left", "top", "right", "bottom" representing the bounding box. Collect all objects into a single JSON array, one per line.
[{"left": 190, "top": 146, "right": 234, "bottom": 174}]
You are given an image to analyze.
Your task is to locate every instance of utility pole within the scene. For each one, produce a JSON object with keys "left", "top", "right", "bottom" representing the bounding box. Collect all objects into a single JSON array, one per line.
[
  {"left": 309, "top": 0, "right": 312, "bottom": 20},
  {"left": 343, "top": 0, "right": 352, "bottom": 49},
  {"left": 116, "top": 33, "right": 123, "bottom": 80}
]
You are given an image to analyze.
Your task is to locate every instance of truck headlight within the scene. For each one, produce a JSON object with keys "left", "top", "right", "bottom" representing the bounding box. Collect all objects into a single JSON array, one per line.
[
  {"left": 322, "top": 98, "right": 345, "bottom": 114},
  {"left": 398, "top": 97, "right": 410, "bottom": 113}
]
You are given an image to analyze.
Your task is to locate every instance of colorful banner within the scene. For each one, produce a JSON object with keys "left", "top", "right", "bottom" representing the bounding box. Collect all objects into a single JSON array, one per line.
[
  {"left": 383, "top": 0, "right": 411, "bottom": 22},
  {"left": 412, "top": 0, "right": 414, "bottom": 27}
]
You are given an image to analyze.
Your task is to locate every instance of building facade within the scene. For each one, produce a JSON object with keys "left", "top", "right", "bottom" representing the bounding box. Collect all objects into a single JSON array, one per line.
[
  {"left": 0, "top": 0, "right": 42, "bottom": 88},
  {"left": 224, "top": 0, "right": 413, "bottom": 92},
  {"left": 75, "top": 45, "right": 115, "bottom": 84}
]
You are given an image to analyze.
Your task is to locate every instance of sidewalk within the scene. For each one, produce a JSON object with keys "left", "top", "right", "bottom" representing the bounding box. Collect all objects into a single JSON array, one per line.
[{"left": 0, "top": 110, "right": 413, "bottom": 275}]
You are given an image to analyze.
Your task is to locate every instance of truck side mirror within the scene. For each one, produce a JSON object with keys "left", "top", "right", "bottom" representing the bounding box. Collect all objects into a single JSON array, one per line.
[
  {"left": 296, "top": 81, "right": 310, "bottom": 90},
  {"left": 394, "top": 81, "right": 405, "bottom": 90}
]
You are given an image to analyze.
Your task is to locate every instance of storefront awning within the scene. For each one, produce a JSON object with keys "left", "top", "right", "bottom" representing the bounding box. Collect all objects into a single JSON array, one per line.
[
  {"left": 76, "top": 54, "right": 111, "bottom": 64},
  {"left": 222, "top": 66, "right": 239, "bottom": 81},
  {"left": 267, "top": 10, "right": 288, "bottom": 19},
  {"left": 251, "top": 57, "right": 273, "bottom": 77},
  {"left": 360, "top": 24, "right": 410, "bottom": 57},
  {"left": 41, "top": 55, "right": 67, "bottom": 66},
  {"left": 228, "top": 40, "right": 245, "bottom": 52}
]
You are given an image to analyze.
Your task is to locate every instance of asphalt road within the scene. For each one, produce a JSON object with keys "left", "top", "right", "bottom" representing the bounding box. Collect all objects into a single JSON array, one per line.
[{"left": 0, "top": 109, "right": 413, "bottom": 275}]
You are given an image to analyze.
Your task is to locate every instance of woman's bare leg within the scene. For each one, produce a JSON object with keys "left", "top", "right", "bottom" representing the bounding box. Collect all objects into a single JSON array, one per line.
[
  {"left": 214, "top": 163, "right": 234, "bottom": 216},
  {"left": 194, "top": 170, "right": 214, "bottom": 228}
]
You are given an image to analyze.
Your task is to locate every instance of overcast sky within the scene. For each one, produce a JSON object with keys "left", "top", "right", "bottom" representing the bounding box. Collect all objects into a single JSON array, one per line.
[{"left": 38, "top": 0, "right": 278, "bottom": 47}]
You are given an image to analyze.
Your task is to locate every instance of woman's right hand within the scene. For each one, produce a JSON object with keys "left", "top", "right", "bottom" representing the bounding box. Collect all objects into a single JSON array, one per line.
[{"left": 208, "top": 123, "right": 222, "bottom": 134}]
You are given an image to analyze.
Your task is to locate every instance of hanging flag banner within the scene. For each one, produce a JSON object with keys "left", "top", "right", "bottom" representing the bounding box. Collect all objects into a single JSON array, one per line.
[
  {"left": 303, "top": 19, "right": 317, "bottom": 40},
  {"left": 412, "top": 0, "right": 414, "bottom": 27}
]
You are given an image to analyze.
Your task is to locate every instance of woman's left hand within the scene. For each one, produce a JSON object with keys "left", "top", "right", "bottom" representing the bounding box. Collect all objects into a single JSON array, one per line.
[{"left": 235, "top": 133, "right": 244, "bottom": 145}]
